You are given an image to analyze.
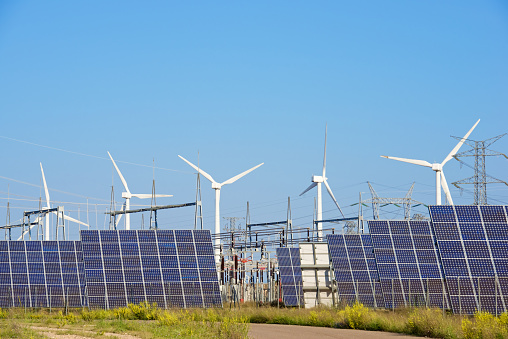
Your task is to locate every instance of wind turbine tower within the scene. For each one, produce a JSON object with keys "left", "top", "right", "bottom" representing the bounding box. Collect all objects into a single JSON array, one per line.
[
  {"left": 178, "top": 155, "right": 263, "bottom": 261},
  {"left": 300, "top": 125, "right": 344, "bottom": 240}
]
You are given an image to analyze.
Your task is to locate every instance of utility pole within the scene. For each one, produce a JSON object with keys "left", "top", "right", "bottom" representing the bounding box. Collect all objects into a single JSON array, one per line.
[{"left": 452, "top": 134, "right": 508, "bottom": 205}]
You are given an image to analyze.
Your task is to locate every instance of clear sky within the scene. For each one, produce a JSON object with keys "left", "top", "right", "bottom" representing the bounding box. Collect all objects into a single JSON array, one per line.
[{"left": 0, "top": 1, "right": 507, "bottom": 240}]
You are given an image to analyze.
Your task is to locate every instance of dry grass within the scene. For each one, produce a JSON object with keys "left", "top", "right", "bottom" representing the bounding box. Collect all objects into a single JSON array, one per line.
[{"left": 0, "top": 302, "right": 507, "bottom": 338}]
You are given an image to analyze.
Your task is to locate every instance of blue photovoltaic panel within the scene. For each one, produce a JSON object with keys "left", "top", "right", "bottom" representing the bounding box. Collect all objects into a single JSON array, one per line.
[
  {"left": 368, "top": 220, "right": 449, "bottom": 310},
  {"left": 276, "top": 247, "right": 303, "bottom": 306},
  {"left": 0, "top": 241, "right": 85, "bottom": 308},
  {"left": 429, "top": 205, "right": 508, "bottom": 314},
  {"left": 327, "top": 234, "right": 384, "bottom": 307},
  {"left": 81, "top": 229, "right": 221, "bottom": 309}
]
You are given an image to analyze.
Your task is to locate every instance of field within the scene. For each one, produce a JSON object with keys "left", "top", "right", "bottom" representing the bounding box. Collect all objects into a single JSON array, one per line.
[{"left": 0, "top": 302, "right": 507, "bottom": 338}]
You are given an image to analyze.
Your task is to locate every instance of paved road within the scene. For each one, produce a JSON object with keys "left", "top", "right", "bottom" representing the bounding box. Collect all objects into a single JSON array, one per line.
[{"left": 248, "top": 323, "right": 416, "bottom": 339}]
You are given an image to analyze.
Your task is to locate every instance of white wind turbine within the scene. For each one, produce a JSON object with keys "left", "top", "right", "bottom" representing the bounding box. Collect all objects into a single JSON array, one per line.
[
  {"left": 19, "top": 163, "right": 89, "bottom": 240},
  {"left": 178, "top": 155, "right": 263, "bottom": 260},
  {"left": 300, "top": 126, "right": 344, "bottom": 240},
  {"left": 381, "top": 119, "right": 480, "bottom": 205},
  {"left": 107, "top": 152, "right": 173, "bottom": 230}
]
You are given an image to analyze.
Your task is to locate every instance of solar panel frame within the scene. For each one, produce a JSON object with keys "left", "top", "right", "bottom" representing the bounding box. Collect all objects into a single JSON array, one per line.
[
  {"left": 327, "top": 234, "right": 384, "bottom": 308},
  {"left": 276, "top": 247, "right": 303, "bottom": 307},
  {"left": 429, "top": 205, "right": 508, "bottom": 314},
  {"left": 368, "top": 220, "right": 449, "bottom": 310},
  {"left": 81, "top": 229, "right": 221, "bottom": 309},
  {"left": 0, "top": 240, "right": 85, "bottom": 308}
]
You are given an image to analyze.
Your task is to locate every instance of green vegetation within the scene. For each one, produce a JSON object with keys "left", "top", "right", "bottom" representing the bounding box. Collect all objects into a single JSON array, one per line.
[{"left": 0, "top": 302, "right": 507, "bottom": 338}]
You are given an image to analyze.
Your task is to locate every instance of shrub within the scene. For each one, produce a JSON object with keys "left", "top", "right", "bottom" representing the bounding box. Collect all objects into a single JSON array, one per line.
[
  {"left": 344, "top": 301, "right": 369, "bottom": 329},
  {"left": 462, "top": 311, "right": 508, "bottom": 339},
  {"left": 406, "top": 308, "right": 456, "bottom": 338}
]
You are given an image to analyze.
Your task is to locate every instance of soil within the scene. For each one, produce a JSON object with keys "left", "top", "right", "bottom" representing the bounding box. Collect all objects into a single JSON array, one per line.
[{"left": 248, "top": 323, "right": 417, "bottom": 339}]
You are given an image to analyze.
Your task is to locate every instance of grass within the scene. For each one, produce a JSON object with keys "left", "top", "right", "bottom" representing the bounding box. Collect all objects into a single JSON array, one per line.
[{"left": 0, "top": 302, "right": 507, "bottom": 338}]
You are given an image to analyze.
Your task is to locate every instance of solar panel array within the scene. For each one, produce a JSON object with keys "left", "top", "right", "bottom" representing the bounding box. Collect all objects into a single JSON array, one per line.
[
  {"left": 368, "top": 220, "right": 449, "bottom": 309},
  {"left": 0, "top": 241, "right": 85, "bottom": 308},
  {"left": 429, "top": 205, "right": 508, "bottom": 314},
  {"left": 276, "top": 247, "right": 303, "bottom": 306},
  {"left": 327, "top": 234, "right": 384, "bottom": 307},
  {"left": 81, "top": 229, "right": 222, "bottom": 309}
]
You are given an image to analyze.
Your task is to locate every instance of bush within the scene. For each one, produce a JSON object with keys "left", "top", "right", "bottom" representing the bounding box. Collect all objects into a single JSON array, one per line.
[
  {"left": 344, "top": 301, "right": 369, "bottom": 329},
  {"left": 462, "top": 311, "right": 508, "bottom": 339},
  {"left": 406, "top": 308, "right": 456, "bottom": 338}
]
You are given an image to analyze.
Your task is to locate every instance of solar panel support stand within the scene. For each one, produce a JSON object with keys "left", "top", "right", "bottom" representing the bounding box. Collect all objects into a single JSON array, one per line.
[
  {"left": 442, "top": 282, "right": 445, "bottom": 316},
  {"left": 478, "top": 277, "right": 481, "bottom": 313},
  {"left": 458, "top": 278, "right": 462, "bottom": 315},
  {"left": 426, "top": 278, "right": 429, "bottom": 309},
  {"left": 495, "top": 276, "right": 498, "bottom": 316},
  {"left": 65, "top": 287, "right": 69, "bottom": 316},
  {"left": 391, "top": 279, "right": 394, "bottom": 311},
  {"left": 408, "top": 279, "right": 411, "bottom": 308}
]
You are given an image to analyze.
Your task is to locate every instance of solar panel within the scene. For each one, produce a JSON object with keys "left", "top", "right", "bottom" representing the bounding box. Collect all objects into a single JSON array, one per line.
[
  {"left": 429, "top": 205, "right": 508, "bottom": 314},
  {"left": 368, "top": 220, "right": 449, "bottom": 310},
  {"left": 327, "top": 234, "right": 384, "bottom": 307},
  {"left": 276, "top": 247, "right": 303, "bottom": 307},
  {"left": 0, "top": 241, "right": 85, "bottom": 308},
  {"left": 81, "top": 229, "right": 221, "bottom": 309}
]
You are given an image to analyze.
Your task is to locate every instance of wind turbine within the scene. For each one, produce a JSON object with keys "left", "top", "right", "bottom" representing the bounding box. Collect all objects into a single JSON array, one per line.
[
  {"left": 107, "top": 152, "right": 173, "bottom": 230},
  {"left": 178, "top": 155, "right": 263, "bottom": 260},
  {"left": 381, "top": 119, "right": 480, "bottom": 205},
  {"left": 19, "top": 163, "right": 89, "bottom": 240},
  {"left": 300, "top": 125, "right": 344, "bottom": 240}
]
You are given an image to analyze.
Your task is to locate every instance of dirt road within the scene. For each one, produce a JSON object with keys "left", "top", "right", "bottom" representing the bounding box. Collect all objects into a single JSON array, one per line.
[{"left": 248, "top": 323, "right": 416, "bottom": 339}]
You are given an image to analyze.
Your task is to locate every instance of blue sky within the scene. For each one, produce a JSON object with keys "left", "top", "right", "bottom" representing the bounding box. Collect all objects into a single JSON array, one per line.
[{"left": 0, "top": 1, "right": 507, "bottom": 240}]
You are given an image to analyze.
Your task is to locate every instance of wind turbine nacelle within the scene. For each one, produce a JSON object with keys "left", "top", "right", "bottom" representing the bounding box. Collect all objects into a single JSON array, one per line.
[
  {"left": 122, "top": 192, "right": 132, "bottom": 199},
  {"left": 432, "top": 164, "right": 442, "bottom": 172},
  {"left": 211, "top": 182, "right": 222, "bottom": 189},
  {"left": 312, "top": 175, "right": 324, "bottom": 183}
]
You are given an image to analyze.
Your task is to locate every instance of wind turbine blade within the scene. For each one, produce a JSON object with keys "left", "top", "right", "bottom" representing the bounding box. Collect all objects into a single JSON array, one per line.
[
  {"left": 107, "top": 151, "right": 131, "bottom": 194},
  {"left": 115, "top": 202, "right": 125, "bottom": 227},
  {"left": 221, "top": 163, "right": 264, "bottom": 186},
  {"left": 18, "top": 216, "right": 44, "bottom": 240},
  {"left": 130, "top": 194, "right": 173, "bottom": 199},
  {"left": 51, "top": 211, "right": 89, "bottom": 227},
  {"left": 322, "top": 124, "right": 327, "bottom": 177},
  {"left": 381, "top": 155, "right": 432, "bottom": 168},
  {"left": 440, "top": 171, "right": 454, "bottom": 205},
  {"left": 299, "top": 182, "right": 317, "bottom": 196},
  {"left": 178, "top": 155, "right": 216, "bottom": 184},
  {"left": 40, "top": 163, "right": 51, "bottom": 208},
  {"left": 115, "top": 214, "right": 123, "bottom": 227},
  {"left": 323, "top": 180, "right": 344, "bottom": 217},
  {"left": 442, "top": 119, "right": 480, "bottom": 165}
]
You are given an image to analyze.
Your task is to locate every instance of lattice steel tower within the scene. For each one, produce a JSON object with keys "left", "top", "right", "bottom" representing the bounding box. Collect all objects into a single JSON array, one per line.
[
  {"left": 366, "top": 182, "right": 424, "bottom": 219},
  {"left": 452, "top": 134, "right": 508, "bottom": 205}
]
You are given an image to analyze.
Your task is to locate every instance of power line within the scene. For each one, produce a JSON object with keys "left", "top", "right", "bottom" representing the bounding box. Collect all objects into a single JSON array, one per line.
[{"left": 0, "top": 135, "right": 191, "bottom": 174}]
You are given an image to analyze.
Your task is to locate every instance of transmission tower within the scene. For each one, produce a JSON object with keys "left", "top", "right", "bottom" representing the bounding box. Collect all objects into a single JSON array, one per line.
[
  {"left": 224, "top": 217, "right": 243, "bottom": 233},
  {"left": 366, "top": 182, "right": 423, "bottom": 219},
  {"left": 452, "top": 134, "right": 508, "bottom": 205},
  {"left": 194, "top": 153, "right": 203, "bottom": 230}
]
